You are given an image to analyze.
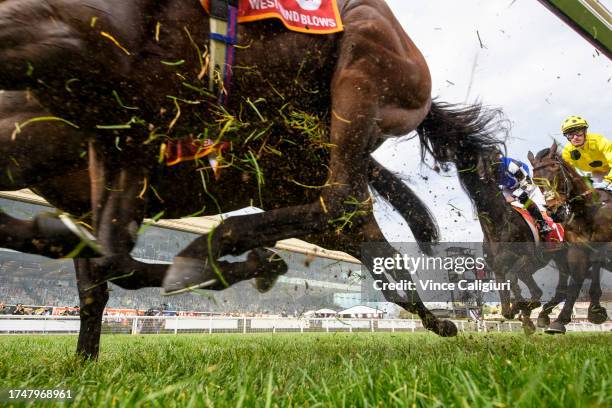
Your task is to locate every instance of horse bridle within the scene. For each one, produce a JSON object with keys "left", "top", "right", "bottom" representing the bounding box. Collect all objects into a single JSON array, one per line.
[
  {"left": 531, "top": 156, "right": 574, "bottom": 218},
  {"left": 532, "top": 155, "right": 593, "bottom": 220}
]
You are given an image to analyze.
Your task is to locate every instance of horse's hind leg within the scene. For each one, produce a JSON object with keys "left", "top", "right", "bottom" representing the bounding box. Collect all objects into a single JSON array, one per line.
[{"left": 308, "top": 216, "right": 457, "bottom": 337}]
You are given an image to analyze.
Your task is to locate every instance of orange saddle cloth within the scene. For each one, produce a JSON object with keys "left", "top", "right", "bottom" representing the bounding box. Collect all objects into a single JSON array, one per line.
[
  {"left": 512, "top": 206, "right": 565, "bottom": 249},
  {"left": 200, "top": 0, "right": 343, "bottom": 34}
]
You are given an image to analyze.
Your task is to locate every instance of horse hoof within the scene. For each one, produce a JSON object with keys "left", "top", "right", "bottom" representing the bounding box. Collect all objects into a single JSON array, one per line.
[
  {"left": 436, "top": 319, "right": 458, "bottom": 337},
  {"left": 522, "top": 318, "right": 536, "bottom": 335},
  {"left": 587, "top": 305, "right": 608, "bottom": 325},
  {"left": 162, "top": 257, "right": 218, "bottom": 295},
  {"left": 536, "top": 315, "right": 550, "bottom": 328},
  {"left": 544, "top": 321, "right": 566, "bottom": 335},
  {"left": 255, "top": 275, "right": 279, "bottom": 293},
  {"left": 34, "top": 213, "right": 103, "bottom": 258},
  {"left": 251, "top": 248, "right": 288, "bottom": 293}
]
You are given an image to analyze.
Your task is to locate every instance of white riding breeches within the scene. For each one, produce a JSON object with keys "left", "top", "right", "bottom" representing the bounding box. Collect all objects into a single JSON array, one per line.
[{"left": 502, "top": 184, "right": 547, "bottom": 212}]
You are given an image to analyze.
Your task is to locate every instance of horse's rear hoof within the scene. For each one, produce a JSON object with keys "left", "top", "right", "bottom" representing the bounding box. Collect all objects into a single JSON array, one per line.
[
  {"left": 162, "top": 257, "right": 218, "bottom": 295},
  {"left": 544, "top": 321, "right": 566, "bottom": 335},
  {"left": 536, "top": 315, "right": 550, "bottom": 328},
  {"left": 437, "top": 319, "right": 458, "bottom": 337},
  {"left": 587, "top": 304, "right": 608, "bottom": 325}
]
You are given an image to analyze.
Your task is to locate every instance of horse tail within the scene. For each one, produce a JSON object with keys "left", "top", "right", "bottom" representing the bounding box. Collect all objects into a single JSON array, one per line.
[
  {"left": 416, "top": 100, "right": 507, "bottom": 165},
  {"left": 369, "top": 160, "right": 439, "bottom": 254}
]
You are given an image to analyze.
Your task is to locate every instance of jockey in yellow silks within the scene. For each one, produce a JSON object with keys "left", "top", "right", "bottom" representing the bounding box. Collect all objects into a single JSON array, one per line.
[{"left": 560, "top": 116, "right": 612, "bottom": 191}]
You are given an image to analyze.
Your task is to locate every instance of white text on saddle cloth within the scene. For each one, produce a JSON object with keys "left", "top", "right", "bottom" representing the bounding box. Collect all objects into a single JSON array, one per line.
[{"left": 238, "top": 0, "right": 343, "bottom": 34}]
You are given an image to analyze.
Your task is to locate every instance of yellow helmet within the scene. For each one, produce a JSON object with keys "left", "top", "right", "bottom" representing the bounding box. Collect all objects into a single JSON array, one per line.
[{"left": 561, "top": 116, "right": 588, "bottom": 134}]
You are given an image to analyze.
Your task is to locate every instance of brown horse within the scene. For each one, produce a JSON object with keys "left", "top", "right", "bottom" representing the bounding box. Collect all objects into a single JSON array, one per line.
[
  {"left": 0, "top": 0, "right": 506, "bottom": 357},
  {"left": 528, "top": 144, "right": 610, "bottom": 333},
  {"left": 410, "top": 115, "right": 569, "bottom": 333},
  {"left": 0, "top": 90, "right": 454, "bottom": 358}
]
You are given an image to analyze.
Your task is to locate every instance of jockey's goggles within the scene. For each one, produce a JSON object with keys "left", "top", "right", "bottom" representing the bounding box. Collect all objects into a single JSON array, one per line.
[{"left": 563, "top": 129, "right": 585, "bottom": 140}]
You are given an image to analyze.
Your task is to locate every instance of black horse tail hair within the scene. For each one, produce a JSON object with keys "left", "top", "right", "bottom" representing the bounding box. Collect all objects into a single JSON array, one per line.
[
  {"left": 369, "top": 160, "right": 439, "bottom": 255},
  {"left": 416, "top": 99, "right": 508, "bottom": 165}
]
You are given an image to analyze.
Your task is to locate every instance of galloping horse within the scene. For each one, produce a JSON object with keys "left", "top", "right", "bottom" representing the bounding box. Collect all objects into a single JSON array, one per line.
[
  {"left": 416, "top": 127, "right": 566, "bottom": 333},
  {"left": 0, "top": 90, "right": 447, "bottom": 358},
  {"left": 447, "top": 141, "right": 608, "bottom": 332},
  {"left": 0, "top": 0, "right": 505, "bottom": 357},
  {"left": 529, "top": 144, "right": 610, "bottom": 333}
]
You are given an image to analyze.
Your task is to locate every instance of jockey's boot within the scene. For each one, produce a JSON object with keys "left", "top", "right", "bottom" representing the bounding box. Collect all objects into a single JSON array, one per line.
[{"left": 526, "top": 203, "right": 552, "bottom": 238}]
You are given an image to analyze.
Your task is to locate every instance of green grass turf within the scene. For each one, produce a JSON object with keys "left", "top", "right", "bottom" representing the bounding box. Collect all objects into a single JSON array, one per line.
[{"left": 0, "top": 332, "right": 610, "bottom": 407}]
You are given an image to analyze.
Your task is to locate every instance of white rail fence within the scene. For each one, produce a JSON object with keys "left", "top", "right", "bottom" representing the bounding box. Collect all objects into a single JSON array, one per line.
[{"left": 0, "top": 315, "right": 610, "bottom": 335}]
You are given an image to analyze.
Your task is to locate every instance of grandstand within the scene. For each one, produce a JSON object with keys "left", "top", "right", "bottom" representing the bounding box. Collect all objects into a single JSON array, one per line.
[
  {"left": 0, "top": 196, "right": 362, "bottom": 315},
  {"left": 1, "top": 194, "right": 610, "bottom": 319}
]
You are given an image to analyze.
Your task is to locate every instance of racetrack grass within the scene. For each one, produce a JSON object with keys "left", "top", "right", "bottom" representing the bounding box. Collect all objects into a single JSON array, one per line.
[{"left": 0, "top": 332, "right": 610, "bottom": 407}]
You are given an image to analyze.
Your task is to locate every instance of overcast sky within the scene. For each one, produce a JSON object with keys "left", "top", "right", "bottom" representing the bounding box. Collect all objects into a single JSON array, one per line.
[{"left": 372, "top": 0, "right": 612, "bottom": 242}]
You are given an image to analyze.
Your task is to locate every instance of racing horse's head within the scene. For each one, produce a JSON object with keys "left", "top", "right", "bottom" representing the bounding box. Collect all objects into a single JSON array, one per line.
[{"left": 528, "top": 142, "right": 589, "bottom": 214}]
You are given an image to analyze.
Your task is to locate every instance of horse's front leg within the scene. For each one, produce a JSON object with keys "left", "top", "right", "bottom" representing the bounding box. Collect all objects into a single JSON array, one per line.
[
  {"left": 0, "top": 210, "right": 100, "bottom": 258},
  {"left": 546, "top": 247, "right": 590, "bottom": 334},
  {"left": 162, "top": 76, "right": 377, "bottom": 292},
  {"left": 75, "top": 258, "right": 108, "bottom": 360},
  {"left": 537, "top": 275, "right": 568, "bottom": 328},
  {"left": 587, "top": 260, "right": 608, "bottom": 324}
]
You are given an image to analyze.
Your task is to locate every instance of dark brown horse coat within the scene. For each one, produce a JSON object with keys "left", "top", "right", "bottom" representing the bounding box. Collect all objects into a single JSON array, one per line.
[
  {"left": 529, "top": 144, "right": 610, "bottom": 332},
  {"left": 0, "top": 1, "right": 506, "bottom": 356}
]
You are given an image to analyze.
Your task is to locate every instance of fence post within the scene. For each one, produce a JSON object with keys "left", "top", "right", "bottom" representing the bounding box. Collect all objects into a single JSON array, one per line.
[
  {"left": 243, "top": 316, "right": 247, "bottom": 334},
  {"left": 174, "top": 316, "right": 178, "bottom": 335},
  {"left": 391, "top": 320, "right": 395, "bottom": 333},
  {"left": 209, "top": 317, "right": 213, "bottom": 334},
  {"left": 131, "top": 316, "right": 138, "bottom": 335},
  {"left": 300, "top": 319, "right": 304, "bottom": 333},
  {"left": 370, "top": 319, "right": 374, "bottom": 333},
  {"left": 411, "top": 318, "right": 415, "bottom": 333}
]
